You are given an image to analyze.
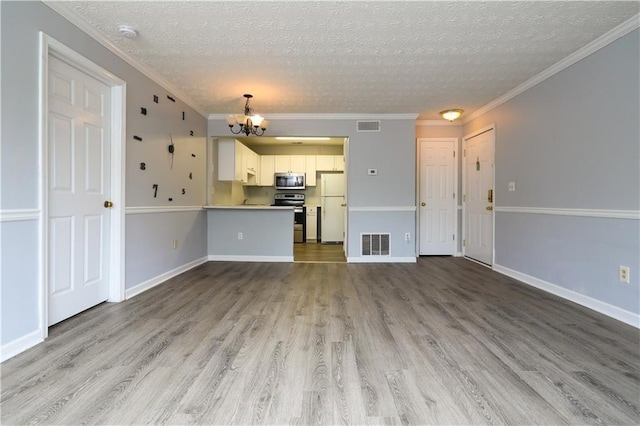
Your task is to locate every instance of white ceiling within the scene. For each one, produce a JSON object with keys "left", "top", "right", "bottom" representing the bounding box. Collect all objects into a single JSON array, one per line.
[{"left": 51, "top": 1, "right": 638, "bottom": 120}]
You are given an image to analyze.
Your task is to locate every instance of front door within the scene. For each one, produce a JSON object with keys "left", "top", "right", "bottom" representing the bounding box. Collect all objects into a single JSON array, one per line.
[
  {"left": 463, "top": 127, "right": 495, "bottom": 265},
  {"left": 48, "top": 55, "right": 112, "bottom": 325},
  {"left": 419, "top": 139, "right": 456, "bottom": 255}
]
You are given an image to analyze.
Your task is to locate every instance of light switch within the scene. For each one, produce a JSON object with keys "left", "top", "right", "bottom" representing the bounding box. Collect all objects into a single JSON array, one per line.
[{"left": 508, "top": 181, "right": 516, "bottom": 192}]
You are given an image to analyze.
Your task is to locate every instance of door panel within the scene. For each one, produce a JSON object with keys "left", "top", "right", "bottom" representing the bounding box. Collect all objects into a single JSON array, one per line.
[
  {"left": 419, "top": 140, "right": 455, "bottom": 255},
  {"left": 464, "top": 128, "right": 494, "bottom": 265},
  {"left": 48, "top": 55, "right": 111, "bottom": 325}
]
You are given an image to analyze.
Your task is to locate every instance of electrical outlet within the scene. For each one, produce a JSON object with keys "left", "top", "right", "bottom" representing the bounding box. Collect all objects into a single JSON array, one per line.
[
  {"left": 238, "top": 232, "right": 243, "bottom": 240},
  {"left": 405, "top": 232, "right": 410, "bottom": 242},
  {"left": 508, "top": 181, "right": 516, "bottom": 192},
  {"left": 172, "top": 239, "right": 178, "bottom": 249},
  {"left": 619, "top": 265, "right": 630, "bottom": 283}
]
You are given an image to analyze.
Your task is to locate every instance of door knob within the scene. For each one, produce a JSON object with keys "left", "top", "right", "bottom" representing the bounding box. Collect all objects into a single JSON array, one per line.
[
  {"left": 341, "top": 203, "right": 347, "bottom": 207},
  {"left": 421, "top": 202, "right": 426, "bottom": 206},
  {"left": 486, "top": 206, "right": 493, "bottom": 211},
  {"left": 104, "top": 201, "right": 114, "bottom": 208}
]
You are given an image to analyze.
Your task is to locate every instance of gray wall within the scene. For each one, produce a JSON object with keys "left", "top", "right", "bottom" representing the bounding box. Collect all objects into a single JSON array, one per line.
[
  {"left": 209, "top": 117, "right": 417, "bottom": 259},
  {"left": 463, "top": 29, "right": 640, "bottom": 315},
  {"left": 1, "top": 1, "right": 208, "bottom": 347}
]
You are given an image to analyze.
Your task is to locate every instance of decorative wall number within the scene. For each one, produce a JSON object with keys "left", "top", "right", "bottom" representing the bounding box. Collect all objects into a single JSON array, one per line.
[
  {"left": 189, "top": 130, "right": 194, "bottom": 136},
  {"left": 140, "top": 162, "right": 146, "bottom": 170},
  {"left": 189, "top": 172, "right": 193, "bottom": 180},
  {"left": 153, "top": 95, "right": 159, "bottom": 103},
  {"left": 182, "top": 188, "right": 186, "bottom": 195},
  {"left": 168, "top": 134, "right": 175, "bottom": 169},
  {"left": 168, "top": 197, "right": 173, "bottom": 202},
  {"left": 191, "top": 153, "right": 196, "bottom": 157},
  {"left": 152, "top": 184, "right": 158, "bottom": 198},
  {"left": 182, "top": 111, "right": 185, "bottom": 120},
  {"left": 133, "top": 135, "right": 143, "bottom": 141},
  {"left": 141, "top": 107, "right": 147, "bottom": 115},
  {"left": 167, "top": 95, "right": 176, "bottom": 102},
  {"left": 476, "top": 157, "right": 480, "bottom": 171}
]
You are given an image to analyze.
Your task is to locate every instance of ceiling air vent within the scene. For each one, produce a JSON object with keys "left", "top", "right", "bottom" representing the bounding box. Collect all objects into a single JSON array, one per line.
[
  {"left": 361, "top": 233, "right": 390, "bottom": 256},
  {"left": 356, "top": 120, "right": 381, "bottom": 132}
]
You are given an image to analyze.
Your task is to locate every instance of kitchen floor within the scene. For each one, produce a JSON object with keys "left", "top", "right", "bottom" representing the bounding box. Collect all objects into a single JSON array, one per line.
[{"left": 294, "top": 242, "right": 346, "bottom": 263}]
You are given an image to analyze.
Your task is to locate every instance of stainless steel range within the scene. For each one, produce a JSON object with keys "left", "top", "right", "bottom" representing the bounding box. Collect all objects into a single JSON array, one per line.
[{"left": 273, "top": 193, "right": 306, "bottom": 243}]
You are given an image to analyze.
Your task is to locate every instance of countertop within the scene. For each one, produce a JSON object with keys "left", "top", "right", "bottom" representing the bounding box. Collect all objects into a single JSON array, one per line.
[{"left": 204, "top": 205, "right": 293, "bottom": 210}]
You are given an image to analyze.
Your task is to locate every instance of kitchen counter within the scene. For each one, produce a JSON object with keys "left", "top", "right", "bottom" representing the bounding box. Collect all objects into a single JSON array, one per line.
[
  {"left": 206, "top": 206, "right": 294, "bottom": 262},
  {"left": 204, "top": 205, "right": 292, "bottom": 210}
]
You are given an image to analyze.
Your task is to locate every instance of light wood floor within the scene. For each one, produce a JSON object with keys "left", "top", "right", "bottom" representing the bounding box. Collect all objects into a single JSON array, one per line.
[
  {"left": 294, "top": 242, "right": 346, "bottom": 263},
  {"left": 2, "top": 258, "right": 638, "bottom": 425}
]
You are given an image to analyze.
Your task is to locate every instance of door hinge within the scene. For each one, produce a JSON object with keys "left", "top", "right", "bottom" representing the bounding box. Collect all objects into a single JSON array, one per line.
[
  {"left": 464, "top": 149, "right": 466, "bottom": 157},
  {"left": 453, "top": 193, "right": 455, "bottom": 199},
  {"left": 463, "top": 194, "right": 466, "bottom": 202},
  {"left": 453, "top": 234, "right": 455, "bottom": 241},
  {"left": 453, "top": 151, "right": 456, "bottom": 157},
  {"left": 463, "top": 239, "right": 466, "bottom": 247}
]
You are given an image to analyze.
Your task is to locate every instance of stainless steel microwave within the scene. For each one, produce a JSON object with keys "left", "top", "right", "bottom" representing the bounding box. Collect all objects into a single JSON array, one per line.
[{"left": 274, "top": 173, "right": 305, "bottom": 190}]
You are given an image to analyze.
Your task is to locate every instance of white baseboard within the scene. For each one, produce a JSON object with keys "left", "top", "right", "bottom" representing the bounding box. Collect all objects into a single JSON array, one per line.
[
  {"left": 125, "top": 256, "right": 209, "bottom": 299},
  {"left": 493, "top": 264, "right": 639, "bottom": 328},
  {"left": 347, "top": 256, "right": 417, "bottom": 263},
  {"left": 208, "top": 255, "right": 294, "bottom": 262},
  {"left": 1, "top": 329, "right": 44, "bottom": 362},
  {"left": 454, "top": 252, "right": 463, "bottom": 257}
]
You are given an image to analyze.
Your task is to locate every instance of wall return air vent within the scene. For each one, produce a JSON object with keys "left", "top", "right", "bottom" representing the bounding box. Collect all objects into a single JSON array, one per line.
[
  {"left": 361, "top": 233, "right": 390, "bottom": 256},
  {"left": 356, "top": 120, "right": 381, "bottom": 132}
]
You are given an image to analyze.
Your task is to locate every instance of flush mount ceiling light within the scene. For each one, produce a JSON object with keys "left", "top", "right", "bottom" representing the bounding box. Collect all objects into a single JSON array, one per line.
[
  {"left": 440, "top": 109, "right": 464, "bottom": 122},
  {"left": 118, "top": 25, "right": 138, "bottom": 39},
  {"left": 226, "top": 94, "right": 268, "bottom": 136}
]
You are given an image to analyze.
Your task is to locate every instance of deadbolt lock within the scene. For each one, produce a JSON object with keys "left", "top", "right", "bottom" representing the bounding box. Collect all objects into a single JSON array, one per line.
[
  {"left": 104, "top": 201, "right": 114, "bottom": 208},
  {"left": 486, "top": 206, "right": 493, "bottom": 211}
]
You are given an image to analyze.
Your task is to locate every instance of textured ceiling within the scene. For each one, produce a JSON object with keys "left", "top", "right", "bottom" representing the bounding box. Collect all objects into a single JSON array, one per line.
[{"left": 55, "top": 1, "right": 638, "bottom": 119}]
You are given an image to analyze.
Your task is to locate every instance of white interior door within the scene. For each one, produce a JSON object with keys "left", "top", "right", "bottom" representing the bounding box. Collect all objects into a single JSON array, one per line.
[
  {"left": 48, "top": 55, "right": 112, "bottom": 325},
  {"left": 464, "top": 127, "right": 495, "bottom": 265},
  {"left": 419, "top": 139, "right": 456, "bottom": 255}
]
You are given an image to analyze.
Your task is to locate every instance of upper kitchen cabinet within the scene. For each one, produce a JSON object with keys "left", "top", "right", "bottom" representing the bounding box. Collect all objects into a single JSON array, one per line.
[
  {"left": 218, "top": 138, "right": 259, "bottom": 185},
  {"left": 305, "top": 156, "right": 317, "bottom": 186},
  {"left": 260, "top": 155, "right": 276, "bottom": 186},
  {"left": 275, "top": 155, "right": 305, "bottom": 173},
  {"left": 316, "top": 155, "right": 344, "bottom": 171}
]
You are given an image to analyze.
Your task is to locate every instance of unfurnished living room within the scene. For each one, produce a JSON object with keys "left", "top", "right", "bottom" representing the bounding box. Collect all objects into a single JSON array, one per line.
[{"left": 1, "top": 1, "right": 639, "bottom": 425}]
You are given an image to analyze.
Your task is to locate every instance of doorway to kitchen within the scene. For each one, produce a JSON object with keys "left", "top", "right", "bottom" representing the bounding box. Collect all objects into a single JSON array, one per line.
[{"left": 294, "top": 243, "right": 346, "bottom": 263}]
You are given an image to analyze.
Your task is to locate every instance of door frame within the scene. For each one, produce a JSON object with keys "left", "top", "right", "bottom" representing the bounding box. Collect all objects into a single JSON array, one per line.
[
  {"left": 462, "top": 124, "right": 495, "bottom": 266},
  {"left": 39, "top": 33, "right": 126, "bottom": 339},
  {"left": 416, "top": 137, "right": 458, "bottom": 256}
]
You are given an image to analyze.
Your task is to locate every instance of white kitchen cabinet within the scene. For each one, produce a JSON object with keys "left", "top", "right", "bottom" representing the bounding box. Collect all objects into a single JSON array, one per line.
[
  {"left": 218, "top": 138, "right": 259, "bottom": 184},
  {"left": 316, "top": 155, "right": 344, "bottom": 171},
  {"left": 305, "top": 156, "right": 317, "bottom": 186},
  {"left": 275, "top": 155, "right": 306, "bottom": 173},
  {"left": 306, "top": 206, "right": 317, "bottom": 240},
  {"left": 260, "top": 155, "right": 276, "bottom": 186}
]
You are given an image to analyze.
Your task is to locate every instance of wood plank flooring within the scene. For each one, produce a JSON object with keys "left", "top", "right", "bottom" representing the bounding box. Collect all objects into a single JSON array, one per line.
[
  {"left": 2, "top": 257, "right": 639, "bottom": 425},
  {"left": 294, "top": 242, "right": 346, "bottom": 263}
]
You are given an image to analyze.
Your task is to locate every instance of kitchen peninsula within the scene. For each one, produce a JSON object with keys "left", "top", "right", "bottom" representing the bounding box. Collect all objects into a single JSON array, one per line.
[{"left": 205, "top": 205, "right": 295, "bottom": 262}]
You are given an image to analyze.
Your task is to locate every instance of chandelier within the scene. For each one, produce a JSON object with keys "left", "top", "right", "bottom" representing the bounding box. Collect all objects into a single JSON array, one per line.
[{"left": 226, "top": 94, "right": 269, "bottom": 136}]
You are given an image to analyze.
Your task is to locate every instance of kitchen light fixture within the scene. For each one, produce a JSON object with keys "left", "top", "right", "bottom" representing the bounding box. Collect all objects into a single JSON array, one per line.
[
  {"left": 440, "top": 109, "right": 463, "bottom": 122},
  {"left": 226, "top": 94, "right": 268, "bottom": 136},
  {"left": 275, "top": 137, "right": 330, "bottom": 141}
]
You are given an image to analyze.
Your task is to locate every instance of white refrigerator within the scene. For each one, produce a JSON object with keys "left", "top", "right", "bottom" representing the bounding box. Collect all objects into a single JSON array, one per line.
[{"left": 320, "top": 173, "right": 345, "bottom": 243}]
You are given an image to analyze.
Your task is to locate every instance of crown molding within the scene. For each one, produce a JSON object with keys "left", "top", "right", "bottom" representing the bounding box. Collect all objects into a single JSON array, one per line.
[
  {"left": 42, "top": 1, "right": 208, "bottom": 118},
  {"left": 463, "top": 13, "right": 640, "bottom": 124},
  {"left": 209, "top": 113, "right": 419, "bottom": 121},
  {"left": 416, "top": 120, "right": 462, "bottom": 127}
]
